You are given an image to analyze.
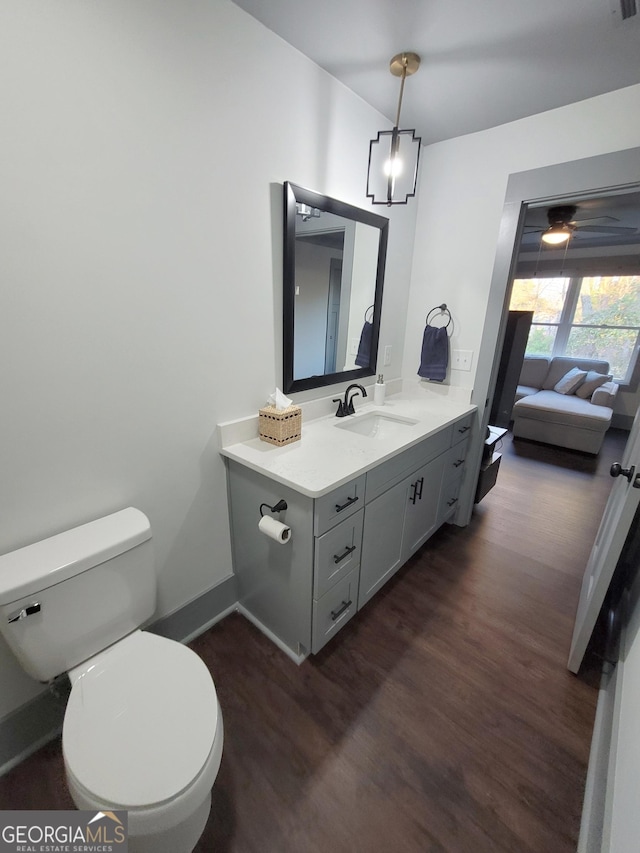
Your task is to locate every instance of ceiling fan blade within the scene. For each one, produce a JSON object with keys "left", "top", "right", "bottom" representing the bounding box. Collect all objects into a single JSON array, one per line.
[
  {"left": 571, "top": 215, "right": 620, "bottom": 226},
  {"left": 575, "top": 224, "right": 638, "bottom": 234}
]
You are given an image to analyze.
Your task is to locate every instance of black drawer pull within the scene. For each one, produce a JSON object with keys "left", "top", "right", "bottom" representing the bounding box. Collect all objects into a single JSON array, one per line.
[
  {"left": 330, "top": 600, "right": 352, "bottom": 621},
  {"left": 458, "top": 425, "right": 470, "bottom": 434},
  {"left": 333, "top": 545, "right": 356, "bottom": 564},
  {"left": 335, "top": 495, "right": 358, "bottom": 513},
  {"left": 415, "top": 476, "right": 424, "bottom": 501},
  {"left": 447, "top": 497, "right": 458, "bottom": 507},
  {"left": 453, "top": 459, "right": 465, "bottom": 468},
  {"left": 410, "top": 482, "right": 418, "bottom": 504}
]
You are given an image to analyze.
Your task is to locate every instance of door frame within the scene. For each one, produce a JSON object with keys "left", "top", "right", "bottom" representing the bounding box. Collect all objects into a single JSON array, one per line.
[{"left": 459, "top": 146, "right": 640, "bottom": 527}]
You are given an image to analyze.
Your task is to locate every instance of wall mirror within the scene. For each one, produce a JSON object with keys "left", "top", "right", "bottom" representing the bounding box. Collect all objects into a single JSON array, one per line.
[{"left": 283, "top": 182, "right": 389, "bottom": 394}]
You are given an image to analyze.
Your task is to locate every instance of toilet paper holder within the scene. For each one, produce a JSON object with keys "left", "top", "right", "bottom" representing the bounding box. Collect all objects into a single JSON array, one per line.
[{"left": 259, "top": 499, "right": 288, "bottom": 517}]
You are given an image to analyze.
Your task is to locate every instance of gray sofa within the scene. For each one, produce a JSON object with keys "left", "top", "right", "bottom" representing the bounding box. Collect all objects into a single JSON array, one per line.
[{"left": 512, "top": 356, "right": 618, "bottom": 454}]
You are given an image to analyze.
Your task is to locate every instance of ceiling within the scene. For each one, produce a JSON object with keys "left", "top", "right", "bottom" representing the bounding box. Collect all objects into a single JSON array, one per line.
[{"left": 231, "top": 0, "right": 640, "bottom": 146}]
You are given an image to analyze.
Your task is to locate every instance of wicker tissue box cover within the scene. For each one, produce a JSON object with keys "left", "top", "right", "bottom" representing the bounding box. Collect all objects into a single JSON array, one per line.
[{"left": 258, "top": 404, "right": 302, "bottom": 446}]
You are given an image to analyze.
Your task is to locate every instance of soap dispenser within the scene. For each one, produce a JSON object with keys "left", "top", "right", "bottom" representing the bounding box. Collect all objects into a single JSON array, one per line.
[{"left": 374, "top": 374, "right": 386, "bottom": 406}]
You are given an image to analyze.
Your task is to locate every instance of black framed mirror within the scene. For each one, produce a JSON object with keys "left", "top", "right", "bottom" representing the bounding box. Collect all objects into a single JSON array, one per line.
[{"left": 283, "top": 182, "right": 389, "bottom": 394}]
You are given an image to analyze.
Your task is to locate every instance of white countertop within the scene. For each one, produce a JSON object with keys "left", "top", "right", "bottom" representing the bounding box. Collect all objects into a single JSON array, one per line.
[{"left": 219, "top": 391, "right": 476, "bottom": 498}]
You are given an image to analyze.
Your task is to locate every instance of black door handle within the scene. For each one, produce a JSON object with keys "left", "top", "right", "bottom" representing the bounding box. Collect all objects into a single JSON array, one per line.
[{"left": 610, "top": 462, "right": 636, "bottom": 483}]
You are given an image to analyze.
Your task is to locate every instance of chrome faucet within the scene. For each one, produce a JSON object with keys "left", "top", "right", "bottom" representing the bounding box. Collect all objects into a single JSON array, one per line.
[{"left": 333, "top": 383, "right": 367, "bottom": 417}]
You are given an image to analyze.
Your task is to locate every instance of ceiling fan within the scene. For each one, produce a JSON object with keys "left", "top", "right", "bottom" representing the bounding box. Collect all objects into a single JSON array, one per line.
[{"left": 524, "top": 204, "right": 638, "bottom": 245}]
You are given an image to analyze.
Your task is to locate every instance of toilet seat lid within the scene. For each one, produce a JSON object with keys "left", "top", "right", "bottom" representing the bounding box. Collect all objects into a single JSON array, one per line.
[{"left": 63, "top": 631, "right": 219, "bottom": 808}]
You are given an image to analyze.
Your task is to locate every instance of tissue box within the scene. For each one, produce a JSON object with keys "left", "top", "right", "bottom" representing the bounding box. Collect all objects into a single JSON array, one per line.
[{"left": 258, "top": 404, "right": 302, "bottom": 446}]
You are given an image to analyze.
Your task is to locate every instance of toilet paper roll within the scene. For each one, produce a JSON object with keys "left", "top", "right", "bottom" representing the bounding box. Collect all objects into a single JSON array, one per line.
[{"left": 258, "top": 514, "right": 292, "bottom": 544}]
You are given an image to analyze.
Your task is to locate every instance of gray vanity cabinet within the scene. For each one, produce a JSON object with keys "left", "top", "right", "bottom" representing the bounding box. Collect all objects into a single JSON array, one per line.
[
  {"left": 359, "top": 452, "right": 446, "bottom": 609},
  {"left": 226, "top": 461, "right": 316, "bottom": 657},
  {"left": 437, "top": 432, "right": 470, "bottom": 525},
  {"left": 358, "top": 478, "right": 408, "bottom": 607},
  {"left": 311, "top": 507, "right": 364, "bottom": 653},
  {"left": 402, "top": 455, "right": 447, "bottom": 559},
  {"left": 225, "top": 410, "right": 474, "bottom": 660}
]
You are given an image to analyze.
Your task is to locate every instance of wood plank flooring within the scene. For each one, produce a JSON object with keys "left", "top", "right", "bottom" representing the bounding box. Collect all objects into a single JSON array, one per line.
[{"left": 0, "top": 429, "right": 629, "bottom": 852}]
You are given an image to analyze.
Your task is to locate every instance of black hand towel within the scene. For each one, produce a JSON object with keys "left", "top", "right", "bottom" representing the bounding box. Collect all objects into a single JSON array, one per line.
[
  {"left": 418, "top": 325, "right": 449, "bottom": 381},
  {"left": 355, "top": 321, "right": 373, "bottom": 367}
]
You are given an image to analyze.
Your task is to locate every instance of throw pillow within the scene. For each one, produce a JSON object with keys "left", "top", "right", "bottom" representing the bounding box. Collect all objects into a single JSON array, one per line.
[
  {"left": 554, "top": 367, "right": 588, "bottom": 395},
  {"left": 575, "top": 370, "right": 613, "bottom": 399}
]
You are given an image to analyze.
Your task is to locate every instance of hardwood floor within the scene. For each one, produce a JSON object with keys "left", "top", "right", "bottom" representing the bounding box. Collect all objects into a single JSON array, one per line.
[{"left": 0, "top": 429, "right": 629, "bottom": 851}]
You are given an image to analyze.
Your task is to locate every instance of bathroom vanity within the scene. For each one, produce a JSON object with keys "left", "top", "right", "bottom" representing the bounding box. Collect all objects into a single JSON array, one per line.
[{"left": 220, "top": 395, "right": 475, "bottom": 661}]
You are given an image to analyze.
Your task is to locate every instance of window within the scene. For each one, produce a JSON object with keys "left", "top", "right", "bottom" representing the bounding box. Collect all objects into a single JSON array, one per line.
[{"left": 510, "top": 275, "right": 640, "bottom": 383}]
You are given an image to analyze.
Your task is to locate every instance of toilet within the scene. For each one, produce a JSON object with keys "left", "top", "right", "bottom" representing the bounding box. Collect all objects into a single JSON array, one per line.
[{"left": 0, "top": 508, "right": 223, "bottom": 853}]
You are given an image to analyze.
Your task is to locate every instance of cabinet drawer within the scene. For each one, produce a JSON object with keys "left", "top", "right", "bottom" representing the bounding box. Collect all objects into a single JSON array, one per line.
[
  {"left": 438, "top": 471, "right": 464, "bottom": 524},
  {"left": 314, "top": 474, "right": 366, "bottom": 535},
  {"left": 451, "top": 412, "right": 473, "bottom": 445},
  {"left": 312, "top": 567, "right": 359, "bottom": 653},
  {"left": 365, "top": 429, "right": 451, "bottom": 503},
  {"left": 441, "top": 437, "right": 469, "bottom": 484},
  {"left": 314, "top": 509, "right": 364, "bottom": 599}
]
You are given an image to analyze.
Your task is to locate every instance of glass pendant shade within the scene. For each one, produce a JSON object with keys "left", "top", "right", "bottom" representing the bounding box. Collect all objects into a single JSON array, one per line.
[
  {"left": 367, "top": 127, "right": 421, "bottom": 206},
  {"left": 367, "top": 51, "right": 421, "bottom": 206}
]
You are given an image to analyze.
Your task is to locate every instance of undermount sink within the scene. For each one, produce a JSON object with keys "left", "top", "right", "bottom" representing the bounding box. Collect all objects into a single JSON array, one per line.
[{"left": 335, "top": 411, "right": 419, "bottom": 438}]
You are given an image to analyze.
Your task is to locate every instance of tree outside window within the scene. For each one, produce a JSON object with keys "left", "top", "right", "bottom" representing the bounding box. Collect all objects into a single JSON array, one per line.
[{"left": 510, "top": 275, "right": 640, "bottom": 382}]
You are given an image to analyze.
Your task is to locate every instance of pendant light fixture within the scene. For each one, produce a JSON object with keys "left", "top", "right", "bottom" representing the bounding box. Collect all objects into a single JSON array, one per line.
[{"left": 366, "top": 52, "right": 422, "bottom": 206}]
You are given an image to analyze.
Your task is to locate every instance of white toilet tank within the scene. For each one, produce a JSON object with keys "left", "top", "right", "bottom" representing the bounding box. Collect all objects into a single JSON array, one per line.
[{"left": 0, "top": 508, "right": 156, "bottom": 682}]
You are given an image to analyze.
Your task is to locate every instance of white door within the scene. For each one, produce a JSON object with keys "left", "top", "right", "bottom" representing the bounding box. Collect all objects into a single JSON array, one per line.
[{"left": 568, "top": 408, "right": 640, "bottom": 673}]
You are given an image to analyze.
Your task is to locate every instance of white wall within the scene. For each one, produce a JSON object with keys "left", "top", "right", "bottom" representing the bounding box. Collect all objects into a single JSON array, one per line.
[
  {"left": 0, "top": 0, "right": 417, "bottom": 718},
  {"left": 403, "top": 85, "right": 640, "bottom": 403}
]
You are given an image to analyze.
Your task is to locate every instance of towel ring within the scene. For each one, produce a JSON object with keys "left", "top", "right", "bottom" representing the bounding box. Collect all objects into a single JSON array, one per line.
[
  {"left": 426, "top": 304, "right": 452, "bottom": 332},
  {"left": 364, "top": 304, "right": 374, "bottom": 323}
]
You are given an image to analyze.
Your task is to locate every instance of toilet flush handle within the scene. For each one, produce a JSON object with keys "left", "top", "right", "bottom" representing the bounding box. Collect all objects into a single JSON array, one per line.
[{"left": 7, "top": 602, "right": 41, "bottom": 623}]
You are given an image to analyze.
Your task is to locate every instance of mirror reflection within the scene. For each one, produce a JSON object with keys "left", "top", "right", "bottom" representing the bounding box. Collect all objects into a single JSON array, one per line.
[{"left": 283, "top": 182, "right": 389, "bottom": 394}]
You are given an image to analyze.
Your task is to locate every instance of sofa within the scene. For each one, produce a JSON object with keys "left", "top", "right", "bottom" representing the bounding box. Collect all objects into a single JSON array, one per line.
[{"left": 511, "top": 356, "right": 619, "bottom": 454}]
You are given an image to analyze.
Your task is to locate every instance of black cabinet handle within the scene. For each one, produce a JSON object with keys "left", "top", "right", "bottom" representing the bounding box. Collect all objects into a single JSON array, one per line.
[
  {"left": 333, "top": 545, "right": 356, "bottom": 564},
  {"left": 335, "top": 495, "right": 359, "bottom": 513},
  {"left": 447, "top": 497, "right": 458, "bottom": 507},
  {"left": 330, "top": 600, "right": 352, "bottom": 621},
  {"left": 453, "top": 459, "right": 464, "bottom": 468},
  {"left": 458, "top": 425, "right": 470, "bottom": 434},
  {"left": 410, "top": 478, "right": 424, "bottom": 504}
]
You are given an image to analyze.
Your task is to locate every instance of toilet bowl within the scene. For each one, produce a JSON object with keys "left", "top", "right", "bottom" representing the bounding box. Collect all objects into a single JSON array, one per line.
[
  {"left": 0, "top": 508, "right": 223, "bottom": 853},
  {"left": 63, "top": 630, "right": 223, "bottom": 853}
]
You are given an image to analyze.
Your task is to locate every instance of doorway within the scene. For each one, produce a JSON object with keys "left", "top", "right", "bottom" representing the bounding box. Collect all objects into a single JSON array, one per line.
[
  {"left": 459, "top": 147, "right": 640, "bottom": 529},
  {"left": 475, "top": 148, "right": 640, "bottom": 679}
]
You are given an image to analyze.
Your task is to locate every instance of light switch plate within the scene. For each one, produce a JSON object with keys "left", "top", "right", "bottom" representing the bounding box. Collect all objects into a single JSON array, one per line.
[{"left": 384, "top": 345, "right": 392, "bottom": 366}]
